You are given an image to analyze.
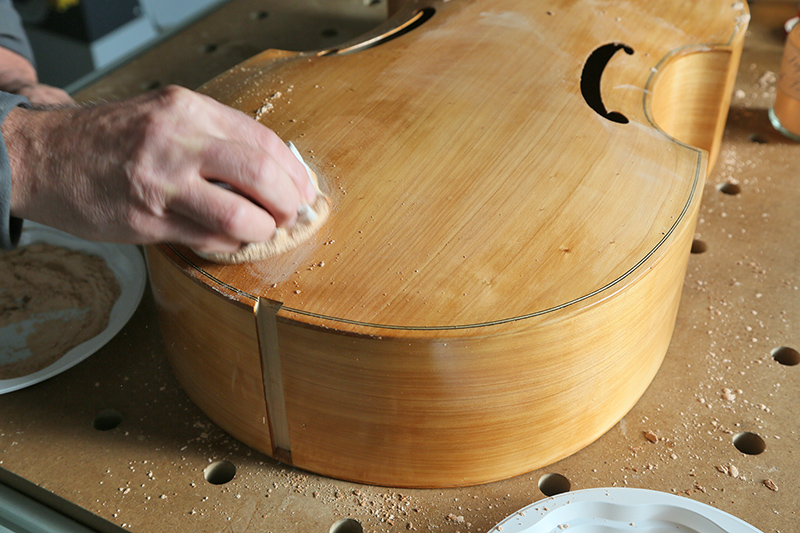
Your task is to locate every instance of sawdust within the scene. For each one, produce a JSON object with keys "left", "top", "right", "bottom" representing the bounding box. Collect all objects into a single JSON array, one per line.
[
  {"left": 253, "top": 89, "right": 290, "bottom": 120},
  {"left": 0, "top": 242, "right": 120, "bottom": 379},
  {"left": 714, "top": 464, "right": 740, "bottom": 478}
]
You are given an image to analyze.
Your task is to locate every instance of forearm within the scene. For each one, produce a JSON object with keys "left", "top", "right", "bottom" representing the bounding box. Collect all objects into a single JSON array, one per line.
[
  {"left": 0, "top": 92, "right": 30, "bottom": 248},
  {"left": 3, "top": 105, "right": 56, "bottom": 220}
]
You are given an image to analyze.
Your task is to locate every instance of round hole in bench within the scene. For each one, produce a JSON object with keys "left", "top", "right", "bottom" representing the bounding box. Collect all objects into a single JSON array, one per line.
[
  {"left": 772, "top": 346, "right": 800, "bottom": 366},
  {"left": 717, "top": 182, "right": 741, "bottom": 195},
  {"left": 538, "top": 473, "right": 571, "bottom": 496},
  {"left": 733, "top": 432, "right": 766, "bottom": 455},
  {"left": 691, "top": 240, "right": 708, "bottom": 254},
  {"left": 329, "top": 518, "right": 363, "bottom": 533},
  {"left": 93, "top": 409, "right": 122, "bottom": 431},
  {"left": 204, "top": 460, "right": 236, "bottom": 485}
]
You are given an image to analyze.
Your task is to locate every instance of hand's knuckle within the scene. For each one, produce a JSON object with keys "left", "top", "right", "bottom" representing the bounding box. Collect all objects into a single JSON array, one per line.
[
  {"left": 217, "top": 201, "right": 249, "bottom": 234},
  {"left": 250, "top": 153, "right": 275, "bottom": 183},
  {"left": 155, "top": 84, "right": 190, "bottom": 106},
  {"left": 138, "top": 106, "right": 172, "bottom": 140}
]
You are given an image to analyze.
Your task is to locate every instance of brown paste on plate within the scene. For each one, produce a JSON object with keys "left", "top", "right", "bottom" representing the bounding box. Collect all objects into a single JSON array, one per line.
[{"left": 0, "top": 242, "right": 120, "bottom": 379}]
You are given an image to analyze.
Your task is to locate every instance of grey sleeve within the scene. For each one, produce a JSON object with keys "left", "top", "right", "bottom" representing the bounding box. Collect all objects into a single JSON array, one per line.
[
  {"left": 1, "top": 91, "right": 30, "bottom": 249},
  {"left": 0, "top": 0, "right": 35, "bottom": 67}
]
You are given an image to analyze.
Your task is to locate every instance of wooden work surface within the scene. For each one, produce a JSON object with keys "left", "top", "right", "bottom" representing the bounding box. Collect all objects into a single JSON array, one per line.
[{"left": 0, "top": 1, "right": 797, "bottom": 531}]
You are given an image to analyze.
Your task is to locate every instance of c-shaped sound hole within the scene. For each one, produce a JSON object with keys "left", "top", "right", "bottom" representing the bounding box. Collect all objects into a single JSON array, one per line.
[
  {"left": 581, "top": 43, "right": 635, "bottom": 124},
  {"left": 320, "top": 7, "right": 435, "bottom": 56}
]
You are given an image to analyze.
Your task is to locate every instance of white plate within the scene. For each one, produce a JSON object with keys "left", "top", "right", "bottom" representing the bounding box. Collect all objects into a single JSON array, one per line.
[
  {"left": 0, "top": 222, "right": 146, "bottom": 394},
  {"left": 489, "top": 487, "right": 762, "bottom": 533}
]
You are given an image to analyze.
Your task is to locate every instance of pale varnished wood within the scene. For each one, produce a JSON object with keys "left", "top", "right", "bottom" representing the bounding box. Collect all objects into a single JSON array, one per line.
[
  {"left": 147, "top": 0, "right": 748, "bottom": 486},
  {"left": 278, "top": 214, "right": 693, "bottom": 486},
  {"left": 145, "top": 247, "right": 272, "bottom": 454},
  {"left": 650, "top": 50, "right": 744, "bottom": 171}
]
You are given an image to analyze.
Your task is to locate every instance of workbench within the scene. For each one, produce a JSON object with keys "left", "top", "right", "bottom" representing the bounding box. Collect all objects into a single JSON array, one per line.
[{"left": 1, "top": 1, "right": 797, "bottom": 532}]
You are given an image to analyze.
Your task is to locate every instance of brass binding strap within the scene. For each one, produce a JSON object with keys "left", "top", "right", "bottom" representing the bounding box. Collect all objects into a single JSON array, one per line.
[{"left": 256, "top": 298, "right": 291, "bottom": 457}]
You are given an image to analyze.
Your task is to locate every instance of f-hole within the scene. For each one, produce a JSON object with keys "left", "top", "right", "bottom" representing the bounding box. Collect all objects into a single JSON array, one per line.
[
  {"left": 581, "top": 43, "right": 634, "bottom": 124},
  {"left": 320, "top": 7, "right": 435, "bottom": 56}
]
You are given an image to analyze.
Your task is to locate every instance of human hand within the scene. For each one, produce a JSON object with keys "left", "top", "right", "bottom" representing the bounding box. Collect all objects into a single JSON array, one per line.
[
  {"left": 3, "top": 85, "right": 317, "bottom": 253},
  {"left": 15, "top": 82, "right": 74, "bottom": 107},
  {"left": 0, "top": 47, "right": 74, "bottom": 106}
]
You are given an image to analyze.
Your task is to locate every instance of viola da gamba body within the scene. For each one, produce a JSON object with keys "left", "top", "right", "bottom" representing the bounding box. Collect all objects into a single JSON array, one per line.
[{"left": 145, "top": 0, "right": 748, "bottom": 487}]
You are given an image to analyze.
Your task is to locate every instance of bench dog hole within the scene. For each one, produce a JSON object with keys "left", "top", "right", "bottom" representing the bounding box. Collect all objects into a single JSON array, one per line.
[
  {"left": 538, "top": 473, "right": 571, "bottom": 496},
  {"left": 772, "top": 346, "right": 800, "bottom": 366},
  {"left": 141, "top": 80, "right": 160, "bottom": 91},
  {"left": 93, "top": 409, "right": 122, "bottom": 431},
  {"left": 691, "top": 239, "right": 708, "bottom": 254},
  {"left": 733, "top": 432, "right": 766, "bottom": 455},
  {"left": 204, "top": 460, "right": 236, "bottom": 485},
  {"left": 717, "top": 181, "right": 741, "bottom": 195},
  {"left": 329, "top": 518, "right": 363, "bottom": 533}
]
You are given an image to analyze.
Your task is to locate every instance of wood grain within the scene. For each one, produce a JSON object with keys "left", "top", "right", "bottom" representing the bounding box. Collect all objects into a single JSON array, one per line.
[
  {"left": 147, "top": 0, "right": 748, "bottom": 486},
  {"left": 145, "top": 247, "right": 272, "bottom": 454}
]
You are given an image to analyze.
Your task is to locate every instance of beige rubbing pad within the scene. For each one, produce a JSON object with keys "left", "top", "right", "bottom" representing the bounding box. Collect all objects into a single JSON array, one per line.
[{"left": 196, "top": 143, "right": 331, "bottom": 264}]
